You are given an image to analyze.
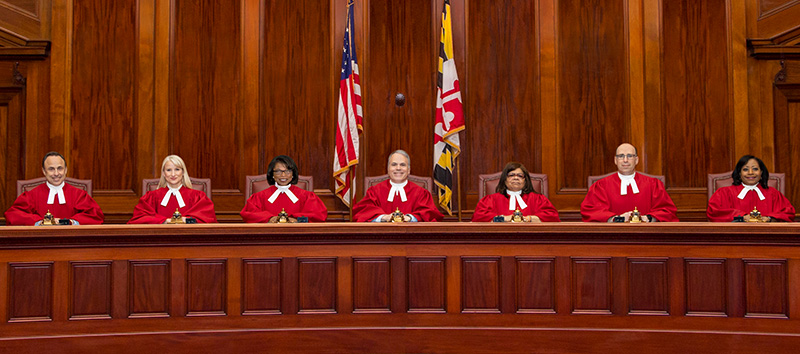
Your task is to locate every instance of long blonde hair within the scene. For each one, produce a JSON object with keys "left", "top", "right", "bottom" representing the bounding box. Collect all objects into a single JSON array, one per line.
[{"left": 158, "top": 155, "right": 193, "bottom": 189}]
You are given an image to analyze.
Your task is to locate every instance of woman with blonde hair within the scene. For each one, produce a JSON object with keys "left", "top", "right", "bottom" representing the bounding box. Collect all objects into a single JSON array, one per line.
[{"left": 129, "top": 155, "right": 217, "bottom": 223}]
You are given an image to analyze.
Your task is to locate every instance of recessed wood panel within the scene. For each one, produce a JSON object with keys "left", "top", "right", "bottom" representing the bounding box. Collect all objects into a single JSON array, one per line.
[
  {"left": 407, "top": 257, "right": 446, "bottom": 313},
  {"left": 628, "top": 258, "right": 669, "bottom": 315},
  {"left": 297, "top": 257, "right": 336, "bottom": 314},
  {"left": 461, "top": 257, "right": 501, "bottom": 313},
  {"left": 129, "top": 260, "right": 170, "bottom": 318},
  {"left": 571, "top": 258, "right": 612, "bottom": 314},
  {"left": 71, "top": 0, "right": 137, "bottom": 189},
  {"left": 70, "top": 261, "right": 112, "bottom": 319},
  {"left": 516, "top": 257, "right": 555, "bottom": 314},
  {"left": 759, "top": 0, "right": 798, "bottom": 17},
  {"left": 8, "top": 262, "right": 52, "bottom": 322},
  {"left": 171, "top": 0, "right": 241, "bottom": 190},
  {"left": 662, "top": 0, "right": 731, "bottom": 187},
  {"left": 557, "top": 0, "right": 628, "bottom": 189},
  {"left": 0, "top": 85, "right": 24, "bottom": 214},
  {"left": 743, "top": 259, "right": 787, "bottom": 318},
  {"left": 242, "top": 258, "right": 282, "bottom": 315},
  {"left": 772, "top": 81, "right": 800, "bottom": 209},
  {"left": 186, "top": 259, "right": 227, "bottom": 316},
  {"left": 685, "top": 258, "right": 727, "bottom": 316},
  {"left": 352, "top": 257, "right": 391, "bottom": 314}
]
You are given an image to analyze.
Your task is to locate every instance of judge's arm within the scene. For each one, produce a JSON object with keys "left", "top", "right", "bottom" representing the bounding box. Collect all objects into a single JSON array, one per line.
[
  {"left": 240, "top": 196, "right": 277, "bottom": 223},
  {"left": 129, "top": 193, "right": 169, "bottom": 224},
  {"left": 4, "top": 193, "right": 44, "bottom": 226},
  {"left": 182, "top": 192, "right": 218, "bottom": 223},
  {"left": 645, "top": 181, "right": 677, "bottom": 222},
  {"left": 580, "top": 184, "right": 616, "bottom": 222},
  {"left": 69, "top": 192, "right": 104, "bottom": 225}
]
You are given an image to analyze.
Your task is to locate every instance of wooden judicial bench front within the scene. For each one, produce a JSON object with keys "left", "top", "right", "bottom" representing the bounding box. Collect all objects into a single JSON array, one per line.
[{"left": 2, "top": 223, "right": 800, "bottom": 353}]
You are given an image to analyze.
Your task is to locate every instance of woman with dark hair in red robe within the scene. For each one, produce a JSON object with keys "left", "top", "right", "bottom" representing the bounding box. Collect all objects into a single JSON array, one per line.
[
  {"left": 707, "top": 155, "right": 794, "bottom": 222},
  {"left": 241, "top": 155, "right": 327, "bottom": 223},
  {"left": 472, "top": 162, "right": 559, "bottom": 222}
]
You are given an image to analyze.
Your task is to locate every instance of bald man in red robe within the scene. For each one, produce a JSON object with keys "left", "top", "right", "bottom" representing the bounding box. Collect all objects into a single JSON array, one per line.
[{"left": 580, "top": 143, "right": 678, "bottom": 222}]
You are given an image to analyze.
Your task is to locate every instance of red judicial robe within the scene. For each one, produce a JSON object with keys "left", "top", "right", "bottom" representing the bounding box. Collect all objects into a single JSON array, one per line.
[
  {"left": 581, "top": 173, "right": 678, "bottom": 222},
  {"left": 472, "top": 192, "right": 560, "bottom": 222},
  {"left": 352, "top": 180, "right": 443, "bottom": 222},
  {"left": 128, "top": 187, "right": 217, "bottom": 224},
  {"left": 240, "top": 185, "right": 328, "bottom": 223},
  {"left": 4, "top": 183, "right": 104, "bottom": 225},
  {"left": 707, "top": 184, "right": 795, "bottom": 222}
]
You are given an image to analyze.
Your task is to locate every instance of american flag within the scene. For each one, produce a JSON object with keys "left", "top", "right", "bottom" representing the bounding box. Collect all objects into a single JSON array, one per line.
[{"left": 333, "top": 0, "right": 363, "bottom": 207}]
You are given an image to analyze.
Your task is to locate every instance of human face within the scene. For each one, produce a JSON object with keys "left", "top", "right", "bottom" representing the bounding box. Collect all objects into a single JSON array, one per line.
[
  {"left": 42, "top": 156, "right": 67, "bottom": 186},
  {"left": 504, "top": 168, "right": 526, "bottom": 192},
  {"left": 740, "top": 159, "right": 762, "bottom": 186},
  {"left": 614, "top": 144, "right": 638, "bottom": 175},
  {"left": 387, "top": 153, "right": 410, "bottom": 184},
  {"left": 272, "top": 162, "right": 293, "bottom": 186},
  {"left": 163, "top": 161, "right": 184, "bottom": 189}
]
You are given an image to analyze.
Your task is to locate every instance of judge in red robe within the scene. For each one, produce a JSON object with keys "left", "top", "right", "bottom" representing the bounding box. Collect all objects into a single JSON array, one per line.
[
  {"left": 241, "top": 155, "right": 327, "bottom": 223},
  {"left": 128, "top": 155, "right": 217, "bottom": 224},
  {"left": 581, "top": 143, "right": 678, "bottom": 222},
  {"left": 353, "top": 150, "right": 443, "bottom": 222},
  {"left": 5, "top": 151, "right": 104, "bottom": 226},
  {"left": 707, "top": 155, "right": 795, "bottom": 222},
  {"left": 472, "top": 162, "right": 559, "bottom": 222}
]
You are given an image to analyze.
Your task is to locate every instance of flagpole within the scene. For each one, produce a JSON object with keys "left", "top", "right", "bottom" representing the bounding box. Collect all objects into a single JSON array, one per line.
[
  {"left": 349, "top": 165, "right": 356, "bottom": 221},
  {"left": 456, "top": 155, "right": 462, "bottom": 222}
]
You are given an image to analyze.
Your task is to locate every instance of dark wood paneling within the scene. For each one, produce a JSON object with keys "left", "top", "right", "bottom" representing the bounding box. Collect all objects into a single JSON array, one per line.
[
  {"left": 743, "top": 259, "right": 788, "bottom": 318},
  {"left": 571, "top": 257, "right": 612, "bottom": 314},
  {"left": 69, "top": 261, "right": 112, "bottom": 319},
  {"left": 297, "top": 257, "right": 336, "bottom": 314},
  {"left": 8, "top": 262, "right": 52, "bottom": 322},
  {"left": 241, "top": 258, "right": 281, "bottom": 315},
  {"left": 662, "top": 0, "right": 732, "bottom": 188},
  {"left": 759, "top": 0, "right": 798, "bottom": 17},
  {"left": 772, "top": 63, "right": 800, "bottom": 209},
  {"left": 628, "top": 258, "right": 669, "bottom": 315},
  {"left": 685, "top": 258, "right": 727, "bottom": 316},
  {"left": 352, "top": 257, "right": 391, "bottom": 313},
  {"left": 461, "top": 257, "right": 501, "bottom": 313},
  {"left": 465, "top": 1, "right": 539, "bottom": 196},
  {"left": 557, "top": 0, "right": 628, "bottom": 189},
  {"left": 407, "top": 257, "right": 446, "bottom": 313},
  {"left": 186, "top": 259, "right": 226, "bottom": 316},
  {"left": 0, "top": 81, "right": 24, "bottom": 214},
  {"left": 171, "top": 0, "right": 241, "bottom": 190},
  {"left": 516, "top": 257, "right": 555, "bottom": 314},
  {"left": 71, "top": 0, "right": 137, "bottom": 189},
  {"left": 129, "top": 260, "right": 170, "bottom": 318}
]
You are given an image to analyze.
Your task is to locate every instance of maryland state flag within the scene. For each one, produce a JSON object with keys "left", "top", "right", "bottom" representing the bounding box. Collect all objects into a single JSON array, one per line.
[
  {"left": 433, "top": 0, "right": 465, "bottom": 215},
  {"left": 333, "top": 0, "right": 363, "bottom": 206}
]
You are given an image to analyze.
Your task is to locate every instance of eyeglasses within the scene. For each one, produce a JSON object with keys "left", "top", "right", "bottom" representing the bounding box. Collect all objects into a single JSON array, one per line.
[
  {"left": 507, "top": 173, "right": 525, "bottom": 178},
  {"left": 615, "top": 154, "right": 637, "bottom": 159},
  {"left": 272, "top": 169, "right": 292, "bottom": 176}
]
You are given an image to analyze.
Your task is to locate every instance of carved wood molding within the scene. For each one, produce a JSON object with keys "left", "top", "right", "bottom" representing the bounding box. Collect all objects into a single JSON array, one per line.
[
  {"left": 0, "top": 30, "right": 48, "bottom": 58},
  {"left": 749, "top": 27, "right": 800, "bottom": 59}
]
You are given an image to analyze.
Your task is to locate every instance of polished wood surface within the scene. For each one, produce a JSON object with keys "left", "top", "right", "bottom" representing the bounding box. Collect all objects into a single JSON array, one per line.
[{"left": 2, "top": 223, "right": 800, "bottom": 352}]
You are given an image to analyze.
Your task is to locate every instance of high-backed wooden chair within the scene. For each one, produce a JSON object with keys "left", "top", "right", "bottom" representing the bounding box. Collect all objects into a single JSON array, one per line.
[
  {"left": 142, "top": 178, "right": 212, "bottom": 199},
  {"left": 244, "top": 174, "right": 314, "bottom": 199},
  {"left": 364, "top": 174, "right": 433, "bottom": 195},
  {"left": 478, "top": 172, "right": 549, "bottom": 199},
  {"left": 17, "top": 177, "right": 93, "bottom": 197},
  {"left": 587, "top": 172, "right": 666, "bottom": 188},
  {"left": 707, "top": 171, "right": 785, "bottom": 200}
]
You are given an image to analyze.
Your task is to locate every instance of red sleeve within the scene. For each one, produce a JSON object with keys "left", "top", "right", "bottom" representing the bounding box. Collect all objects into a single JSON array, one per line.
[
  {"left": 294, "top": 189, "right": 328, "bottom": 222},
  {"left": 181, "top": 190, "right": 218, "bottom": 223},
  {"left": 527, "top": 193, "right": 560, "bottom": 222},
  {"left": 645, "top": 179, "right": 678, "bottom": 222},
  {"left": 580, "top": 181, "right": 616, "bottom": 222},
  {"left": 4, "top": 192, "right": 43, "bottom": 226},
  {"left": 69, "top": 189, "right": 105, "bottom": 225},
  {"left": 241, "top": 192, "right": 273, "bottom": 223},
  {"left": 129, "top": 191, "right": 170, "bottom": 224},
  {"left": 707, "top": 186, "right": 744, "bottom": 222},
  {"left": 352, "top": 186, "right": 388, "bottom": 222},
  {"left": 762, "top": 189, "right": 796, "bottom": 222},
  {"left": 472, "top": 194, "right": 499, "bottom": 222},
  {"left": 406, "top": 186, "right": 443, "bottom": 222}
]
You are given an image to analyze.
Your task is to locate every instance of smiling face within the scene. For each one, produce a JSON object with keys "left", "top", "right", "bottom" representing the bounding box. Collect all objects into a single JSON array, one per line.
[
  {"left": 740, "top": 158, "right": 763, "bottom": 186},
  {"left": 272, "top": 162, "right": 293, "bottom": 186},
  {"left": 163, "top": 161, "right": 184, "bottom": 189},
  {"left": 504, "top": 168, "right": 526, "bottom": 192},
  {"left": 387, "top": 153, "right": 410, "bottom": 184},
  {"left": 42, "top": 156, "right": 67, "bottom": 186},
  {"left": 614, "top": 143, "right": 639, "bottom": 176}
]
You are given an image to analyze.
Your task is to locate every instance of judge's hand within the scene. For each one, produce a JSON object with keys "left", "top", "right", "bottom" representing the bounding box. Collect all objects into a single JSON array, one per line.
[
  {"left": 268, "top": 216, "right": 280, "bottom": 223},
  {"left": 524, "top": 215, "right": 542, "bottom": 223},
  {"left": 742, "top": 214, "right": 771, "bottom": 222},
  {"left": 380, "top": 214, "right": 392, "bottom": 222}
]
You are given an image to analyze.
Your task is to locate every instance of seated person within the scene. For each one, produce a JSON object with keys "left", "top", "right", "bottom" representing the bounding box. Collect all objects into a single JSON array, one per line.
[
  {"left": 128, "top": 155, "right": 217, "bottom": 224},
  {"left": 353, "top": 150, "right": 443, "bottom": 222},
  {"left": 581, "top": 143, "right": 678, "bottom": 222},
  {"left": 707, "top": 155, "right": 795, "bottom": 222},
  {"left": 5, "top": 151, "right": 104, "bottom": 225},
  {"left": 472, "top": 162, "right": 560, "bottom": 222},
  {"left": 241, "top": 155, "right": 327, "bottom": 223}
]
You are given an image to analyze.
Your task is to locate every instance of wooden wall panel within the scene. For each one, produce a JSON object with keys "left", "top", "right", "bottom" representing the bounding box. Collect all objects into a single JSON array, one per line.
[
  {"left": 352, "top": 257, "right": 391, "bottom": 313},
  {"left": 69, "top": 261, "right": 112, "bottom": 319},
  {"left": 407, "top": 257, "right": 446, "bottom": 313},
  {"left": 0, "top": 73, "right": 25, "bottom": 213},
  {"left": 743, "top": 259, "right": 787, "bottom": 318},
  {"left": 297, "top": 257, "right": 336, "bottom": 314},
  {"left": 461, "top": 257, "right": 500, "bottom": 313},
  {"left": 185, "top": 259, "right": 226, "bottom": 316},
  {"left": 516, "top": 257, "right": 555, "bottom": 314},
  {"left": 128, "top": 260, "right": 170, "bottom": 318},
  {"left": 8, "top": 262, "right": 52, "bottom": 322},
  {"left": 571, "top": 257, "right": 612, "bottom": 314},
  {"left": 628, "top": 258, "right": 669, "bottom": 314},
  {"left": 662, "top": 0, "right": 732, "bottom": 188},
  {"left": 241, "top": 258, "right": 281, "bottom": 315},
  {"left": 772, "top": 62, "right": 800, "bottom": 209},
  {"left": 685, "top": 258, "right": 727, "bottom": 316},
  {"left": 171, "top": 0, "right": 241, "bottom": 190},
  {"left": 557, "top": 0, "right": 629, "bottom": 190}
]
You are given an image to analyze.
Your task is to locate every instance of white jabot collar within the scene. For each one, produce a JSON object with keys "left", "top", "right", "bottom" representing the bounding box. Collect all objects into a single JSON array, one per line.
[
  {"left": 507, "top": 190, "right": 528, "bottom": 211},
  {"left": 161, "top": 185, "right": 186, "bottom": 208},
  {"left": 268, "top": 184, "right": 299, "bottom": 204},
  {"left": 618, "top": 172, "right": 639, "bottom": 195},
  {"left": 738, "top": 184, "right": 765, "bottom": 201},
  {"left": 388, "top": 181, "right": 408, "bottom": 202},
  {"left": 46, "top": 182, "right": 66, "bottom": 205}
]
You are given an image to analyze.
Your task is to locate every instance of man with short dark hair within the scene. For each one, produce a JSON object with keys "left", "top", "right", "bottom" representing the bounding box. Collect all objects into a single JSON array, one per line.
[{"left": 5, "top": 152, "right": 104, "bottom": 225}]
